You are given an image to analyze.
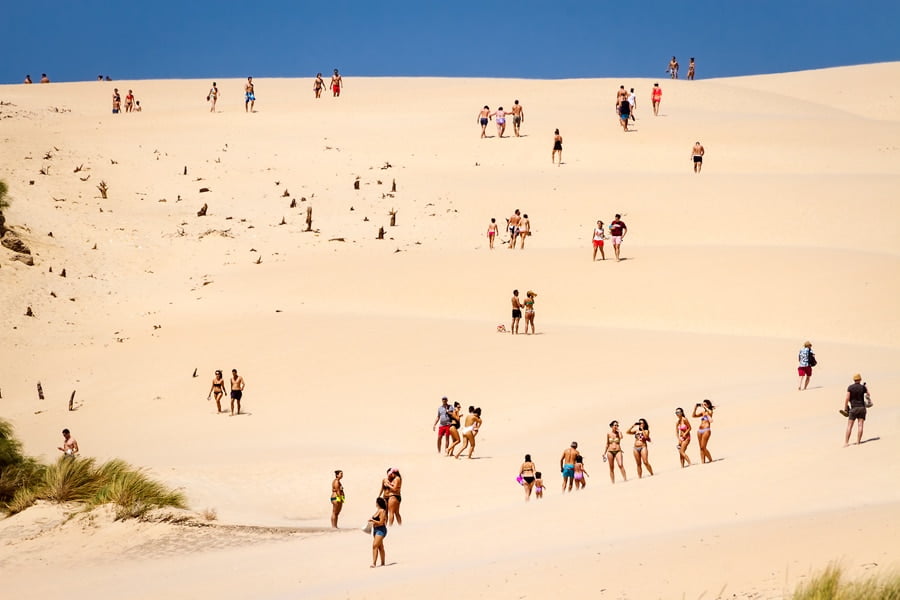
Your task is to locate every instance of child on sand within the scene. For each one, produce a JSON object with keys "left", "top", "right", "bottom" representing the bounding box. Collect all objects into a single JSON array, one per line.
[
  {"left": 534, "top": 472, "right": 544, "bottom": 499},
  {"left": 574, "top": 455, "right": 589, "bottom": 489},
  {"left": 487, "top": 218, "right": 499, "bottom": 249}
]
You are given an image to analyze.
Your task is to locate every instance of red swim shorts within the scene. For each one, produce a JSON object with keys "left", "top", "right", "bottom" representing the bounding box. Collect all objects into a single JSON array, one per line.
[
  {"left": 333, "top": 85, "right": 340, "bottom": 92},
  {"left": 593, "top": 239, "right": 604, "bottom": 248},
  {"left": 797, "top": 366, "right": 812, "bottom": 376},
  {"left": 438, "top": 425, "right": 451, "bottom": 437}
]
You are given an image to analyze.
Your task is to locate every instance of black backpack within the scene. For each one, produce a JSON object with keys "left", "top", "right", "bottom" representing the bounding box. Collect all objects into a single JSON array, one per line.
[{"left": 807, "top": 350, "right": 817, "bottom": 367}]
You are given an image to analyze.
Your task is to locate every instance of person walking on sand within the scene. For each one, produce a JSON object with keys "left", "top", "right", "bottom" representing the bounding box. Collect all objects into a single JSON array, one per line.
[
  {"left": 112, "top": 88, "right": 121, "bottom": 114},
  {"left": 560, "top": 442, "right": 580, "bottom": 492},
  {"left": 604, "top": 421, "right": 627, "bottom": 483},
  {"left": 331, "top": 470, "right": 345, "bottom": 528},
  {"left": 628, "top": 88, "right": 637, "bottom": 122},
  {"left": 610, "top": 214, "right": 627, "bottom": 261},
  {"left": 616, "top": 85, "right": 628, "bottom": 112},
  {"left": 798, "top": 341, "right": 816, "bottom": 391},
  {"left": 433, "top": 396, "right": 453, "bottom": 454},
  {"left": 651, "top": 83, "right": 662, "bottom": 116},
  {"left": 58, "top": 428, "right": 79, "bottom": 457},
  {"left": 573, "top": 455, "right": 589, "bottom": 489},
  {"left": 691, "top": 141, "right": 705, "bottom": 173},
  {"left": 455, "top": 407, "right": 482, "bottom": 459},
  {"left": 507, "top": 209, "right": 521, "bottom": 248},
  {"left": 244, "top": 76, "right": 255, "bottom": 112},
  {"left": 534, "top": 472, "right": 545, "bottom": 499},
  {"left": 446, "top": 401, "right": 463, "bottom": 456},
  {"left": 331, "top": 69, "right": 343, "bottom": 97},
  {"left": 519, "top": 454, "right": 537, "bottom": 501},
  {"left": 687, "top": 58, "right": 696, "bottom": 80},
  {"left": 842, "top": 374, "right": 872, "bottom": 447},
  {"left": 230, "top": 369, "right": 245, "bottom": 415},
  {"left": 313, "top": 73, "right": 325, "bottom": 98},
  {"left": 510, "top": 100, "right": 525, "bottom": 137},
  {"left": 552, "top": 129, "right": 563, "bottom": 165},
  {"left": 208, "top": 82, "right": 219, "bottom": 112},
  {"left": 517, "top": 214, "right": 531, "bottom": 249},
  {"left": 478, "top": 105, "right": 491, "bottom": 138},
  {"left": 675, "top": 408, "right": 692, "bottom": 467},
  {"left": 523, "top": 290, "right": 536, "bottom": 335},
  {"left": 487, "top": 218, "right": 499, "bottom": 249},
  {"left": 626, "top": 418, "right": 654, "bottom": 478},
  {"left": 368, "top": 497, "right": 388, "bottom": 567},
  {"left": 207, "top": 369, "right": 226, "bottom": 413},
  {"left": 380, "top": 468, "right": 402, "bottom": 525},
  {"left": 510, "top": 289, "right": 523, "bottom": 334},
  {"left": 125, "top": 89, "right": 135, "bottom": 113},
  {"left": 592, "top": 220, "right": 607, "bottom": 261},
  {"left": 668, "top": 56, "right": 679, "bottom": 79},
  {"left": 491, "top": 106, "right": 508, "bottom": 138},
  {"left": 692, "top": 400, "right": 715, "bottom": 463},
  {"left": 618, "top": 99, "right": 631, "bottom": 131}
]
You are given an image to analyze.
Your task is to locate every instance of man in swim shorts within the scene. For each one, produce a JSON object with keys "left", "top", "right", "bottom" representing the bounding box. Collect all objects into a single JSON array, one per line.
[
  {"left": 619, "top": 100, "right": 631, "bottom": 131},
  {"left": 507, "top": 209, "right": 521, "bottom": 249},
  {"left": 560, "top": 442, "right": 580, "bottom": 493},
  {"left": 843, "top": 374, "right": 871, "bottom": 447},
  {"left": 245, "top": 77, "right": 255, "bottom": 112},
  {"left": 433, "top": 396, "right": 453, "bottom": 454},
  {"left": 609, "top": 214, "right": 627, "bottom": 261},
  {"left": 477, "top": 105, "right": 491, "bottom": 138},
  {"left": 511, "top": 290, "right": 522, "bottom": 335},
  {"left": 691, "top": 141, "right": 705, "bottom": 173},
  {"left": 230, "top": 368, "right": 245, "bottom": 415},
  {"left": 510, "top": 100, "right": 525, "bottom": 137},
  {"left": 331, "top": 69, "right": 342, "bottom": 97}
]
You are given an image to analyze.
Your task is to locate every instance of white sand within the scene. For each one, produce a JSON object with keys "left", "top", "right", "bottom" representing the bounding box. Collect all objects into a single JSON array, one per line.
[{"left": 1, "top": 65, "right": 899, "bottom": 598}]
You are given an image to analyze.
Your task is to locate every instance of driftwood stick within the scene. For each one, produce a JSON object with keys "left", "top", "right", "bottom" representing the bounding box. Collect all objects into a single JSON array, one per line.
[
  {"left": 192, "top": 368, "right": 198, "bottom": 378},
  {"left": 37, "top": 382, "right": 45, "bottom": 400},
  {"left": 305, "top": 206, "right": 313, "bottom": 232},
  {"left": 68, "top": 390, "right": 76, "bottom": 411},
  {"left": 377, "top": 227, "right": 385, "bottom": 240}
]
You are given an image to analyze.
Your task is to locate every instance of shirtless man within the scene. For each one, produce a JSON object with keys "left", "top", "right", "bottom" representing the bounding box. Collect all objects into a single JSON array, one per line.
[
  {"left": 668, "top": 56, "right": 679, "bottom": 79},
  {"left": 58, "top": 428, "right": 79, "bottom": 457},
  {"left": 651, "top": 83, "right": 662, "bottom": 116},
  {"left": 511, "top": 289, "right": 523, "bottom": 335},
  {"left": 112, "top": 88, "right": 121, "bottom": 114},
  {"left": 616, "top": 85, "right": 628, "bottom": 113},
  {"left": 560, "top": 442, "right": 580, "bottom": 493},
  {"left": 331, "top": 69, "right": 342, "bottom": 97},
  {"left": 244, "top": 76, "right": 255, "bottom": 112},
  {"left": 510, "top": 100, "right": 525, "bottom": 137},
  {"left": 517, "top": 214, "right": 530, "bottom": 249},
  {"left": 477, "top": 105, "right": 491, "bottom": 138},
  {"left": 40, "top": 73, "right": 50, "bottom": 83},
  {"left": 507, "top": 209, "right": 521, "bottom": 248},
  {"left": 230, "top": 369, "right": 245, "bottom": 415},
  {"left": 24, "top": 75, "right": 32, "bottom": 84},
  {"left": 691, "top": 141, "right": 705, "bottom": 173}
]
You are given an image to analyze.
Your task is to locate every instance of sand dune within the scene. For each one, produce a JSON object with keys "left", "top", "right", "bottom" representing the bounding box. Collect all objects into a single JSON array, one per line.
[{"left": 1, "top": 63, "right": 899, "bottom": 598}]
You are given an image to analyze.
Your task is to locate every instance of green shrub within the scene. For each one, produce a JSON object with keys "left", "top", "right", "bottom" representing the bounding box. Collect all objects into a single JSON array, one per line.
[
  {"left": 0, "top": 179, "right": 9, "bottom": 234},
  {"left": 6, "top": 487, "right": 36, "bottom": 515},
  {"left": 793, "top": 564, "right": 900, "bottom": 600},
  {"left": 37, "top": 457, "right": 101, "bottom": 503}
]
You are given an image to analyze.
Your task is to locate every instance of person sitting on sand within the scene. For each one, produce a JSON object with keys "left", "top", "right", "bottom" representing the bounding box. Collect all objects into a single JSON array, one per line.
[
  {"left": 24, "top": 75, "right": 32, "bottom": 84},
  {"left": 675, "top": 408, "right": 692, "bottom": 467},
  {"left": 331, "top": 470, "right": 345, "bottom": 528},
  {"left": 691, "top": 141, "right": 705, "bottom": 173},
  {"left": 134, "top": 100, "right": 142, "bottom": 112},
  {"left": 40, "top": 73, "right": 50, "bottom": 83},
  {"left": 455, "top": 406, "right": 482, "bottom": 459},
  {"left": 313, "top": 73, "right": 325, "bottom": 98},
  {"left": 230, "top": 369, "right": 245, "bottom": 415},
  {"left": 523, "top": 290, "right": 536, "bottom": 335},
  {"left": 207, "top": 369, "right": 226, "bottom": 413},
  {"left": 692, "top": 400, "right": 715, "bottom": 463},
  {"left": 552, "top": 129, "right": 563, "bottom": 165},
  {"left": 560, "top": 441, "right": 580, "bottom": 492},
  {"left": 368, "top": 497, "right": 388, "bottom": 567},
  {"left": 331, "top": 69, "right": 342, "bottom": 97},
  {"left": 626, "top": 418, "right": 654, "bottom": 478},
  {"left": 58, "top": 428, "right": 79, "bottom": 457},
  {"left": 533, "top": 472, "right": 544, "bottom": 499},
  {"left": 519, "top": 454, "right": 537, "bottom": 501},
  {"left": 604, "top": 421, "right": 627, "bottom": 483},
  {"left": 573, "top": 455, "right": 589, "bottom": 489}
]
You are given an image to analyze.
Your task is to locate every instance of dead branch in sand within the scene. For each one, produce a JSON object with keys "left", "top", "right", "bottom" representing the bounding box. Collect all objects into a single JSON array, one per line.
[{"left": 97, "top": 181, "right": 108, "bottom": 199}]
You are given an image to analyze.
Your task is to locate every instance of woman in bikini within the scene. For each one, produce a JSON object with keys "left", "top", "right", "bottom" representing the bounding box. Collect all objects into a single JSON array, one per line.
[
  {"left": 492, "top": 106, "right": 507, "bottom": 137},
  {"left": 533, "top": 472, "right": 544, "bottom": 499},
  {"left": 330, "top": 470, "right": 344, "bottom": 528},
  {"left": 519, "top": 454, "right": 537, "bottom": 501},
  {"left": 455, "top": 406, "right": 482, "bottom": 459},
  {"left": 518, "top": 214, "right": 531, "bottom": 249},
  {"left": 604, "top": 421, "right": 627, "bottom": 483},
  {"left": 675, "top": 408, "right": 692, "bottom": 467},
  {"left": 626, "top": 418, "right": 654, "bottom": 478},
  {"left": 523, "top": 291, "right": 536, "bottom": 334},
  {"left": 692, "top": 399, "right": 714, "bottom": 463},
  {"left": 368, "top": 497, "right": 388, "bottom": 567},
  {"left": 552, "top": 129, "right": 563, "bottom": 165},
  {"left": 207, "top": 369, "right": 225, "bottom": 413},
  {"left": 380, "top": 468, "right": 402, "bottom": 525},
  {"left": 446, "top": 401, "right": 462, "bottom": 456},
  {"left": 125, "top": 90, "right": 135, "bottom": 113},
  {"left": 313, "top": 73, "right": 325, "bottom": 98}
]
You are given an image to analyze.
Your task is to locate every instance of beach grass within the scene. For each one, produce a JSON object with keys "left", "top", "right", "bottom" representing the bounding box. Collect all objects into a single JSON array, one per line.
[
  {"left": 0, "top": 179, "right": 9, "bottom": 233},
  {"left": 792, "top": 564, "right": 900, "bottom": 599}
]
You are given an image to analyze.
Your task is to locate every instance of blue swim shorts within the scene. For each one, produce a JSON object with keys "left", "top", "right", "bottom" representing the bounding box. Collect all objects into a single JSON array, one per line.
[{"left": 562, "top": 464, "right": 575, "bottom": 478}]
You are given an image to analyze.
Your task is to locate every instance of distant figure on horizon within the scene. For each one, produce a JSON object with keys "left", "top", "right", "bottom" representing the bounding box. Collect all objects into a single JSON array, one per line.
[
  {"left": 552, "top": 129, "right": 563, "bottom": 166},
  {"left": 24, "top": 75, "right": 32, "bottom": 84},
  {"left": 492, "top": 106, "right": 507, "bottom": 138},
  {"left": 331, "top": 69, "right": 342, "bottom": 97},
  {"left": 651, "top": 83, "right": 662, "bottom": 116},
  {"left": 125, "top": 89, "right": 135, "bottom": 113},
  {"left": 58, "top": 428, "right": 79, "bottom": 457},
  {"left": 798, "top": 341, "right": 815, "bottom": 390},
  {"left": 510, "top": 100, "right": 525, "bottom": 137},
  {"left": 510, "top": 289, "right": 522, "bottom": 334},
  {"left": 691, "top": 141, "right": 705, "bottom": 173},
  {"left": 331, "top": 470, "right": 344, "bottom": 528},
  {"left": 105, "top": 75, "right": 113, "bottom": 82},
  {"left": 207, "top": 369, "right": 226, "bottom": 413},
  {"left": 314, "top": 73, "right": 325, "bottom": 98},
  {"left": 687, "top": 58, "right": 696, "bottom": 80},
  {"left": 478, "top": 105, "right": 491, "bottom": 138},
  {"left": 592, "top": 220, "right": 607, "bottom": 261},
  {"left": 487, "top": 218, "right": 499, "bottom": 249},
  {"left": 230, "top": 368, "right": 245, "bottom": 415},
  {"left": 610, "top": 214, "right": 627, "bottom": 261},
  {"left": 112, "top": 88, "right": 121, "bottom": 114},
  {"left": 668, "top": 57, "right": 679, "bottom": 79},
  {"left": 605, "top": 421, "right": 627, "bottom": 483},
  {"left": 843, "top": 374, "right": 872, "bottom": 447},
  {"left": 245, "top": 77, "right": 255, "bottom": 112},
  {"left": 97, "top": 75, "right": 103, "bottom": 81},
  {"left": 692, "top": 400, "right": 715, "bottom": 463},
  {"left": 628, "top": 87, "right": 636, "bottom": 121},
  {"left": 675, "top": 408, "right": 692, "bottom": 467},
  {"left": 560, "top": 441, "right": 580, "bottom": 493},
  {"left": 40, "top": 73, "right": 50, "bottom": 83},
  {"left": 208, "top": 82, "right": 219, "bottom": 112},
  {"left": 626, "top": 418, "right": 654, "bottom": 478}
]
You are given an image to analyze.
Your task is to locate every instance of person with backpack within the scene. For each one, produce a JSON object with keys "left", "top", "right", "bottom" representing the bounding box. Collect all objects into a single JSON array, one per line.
[{"left": 798, "top": 341, "right": 816, "bottom": 391}]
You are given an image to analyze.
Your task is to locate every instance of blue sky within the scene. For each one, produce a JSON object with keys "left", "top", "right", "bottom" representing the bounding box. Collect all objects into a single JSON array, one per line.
[{"left": 3, "top": 1, "right": 898, "bottom": 83}]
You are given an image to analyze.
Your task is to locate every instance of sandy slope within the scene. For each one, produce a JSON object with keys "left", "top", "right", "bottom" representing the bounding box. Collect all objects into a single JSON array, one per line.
[{"left": 1, "top": 64, "right": 899, "bottom": 598}]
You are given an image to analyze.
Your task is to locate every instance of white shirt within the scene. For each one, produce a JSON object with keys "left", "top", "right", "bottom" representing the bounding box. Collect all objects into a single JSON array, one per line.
[{"left": 627, "top": 93, "right": 636, "bottom": 106}]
